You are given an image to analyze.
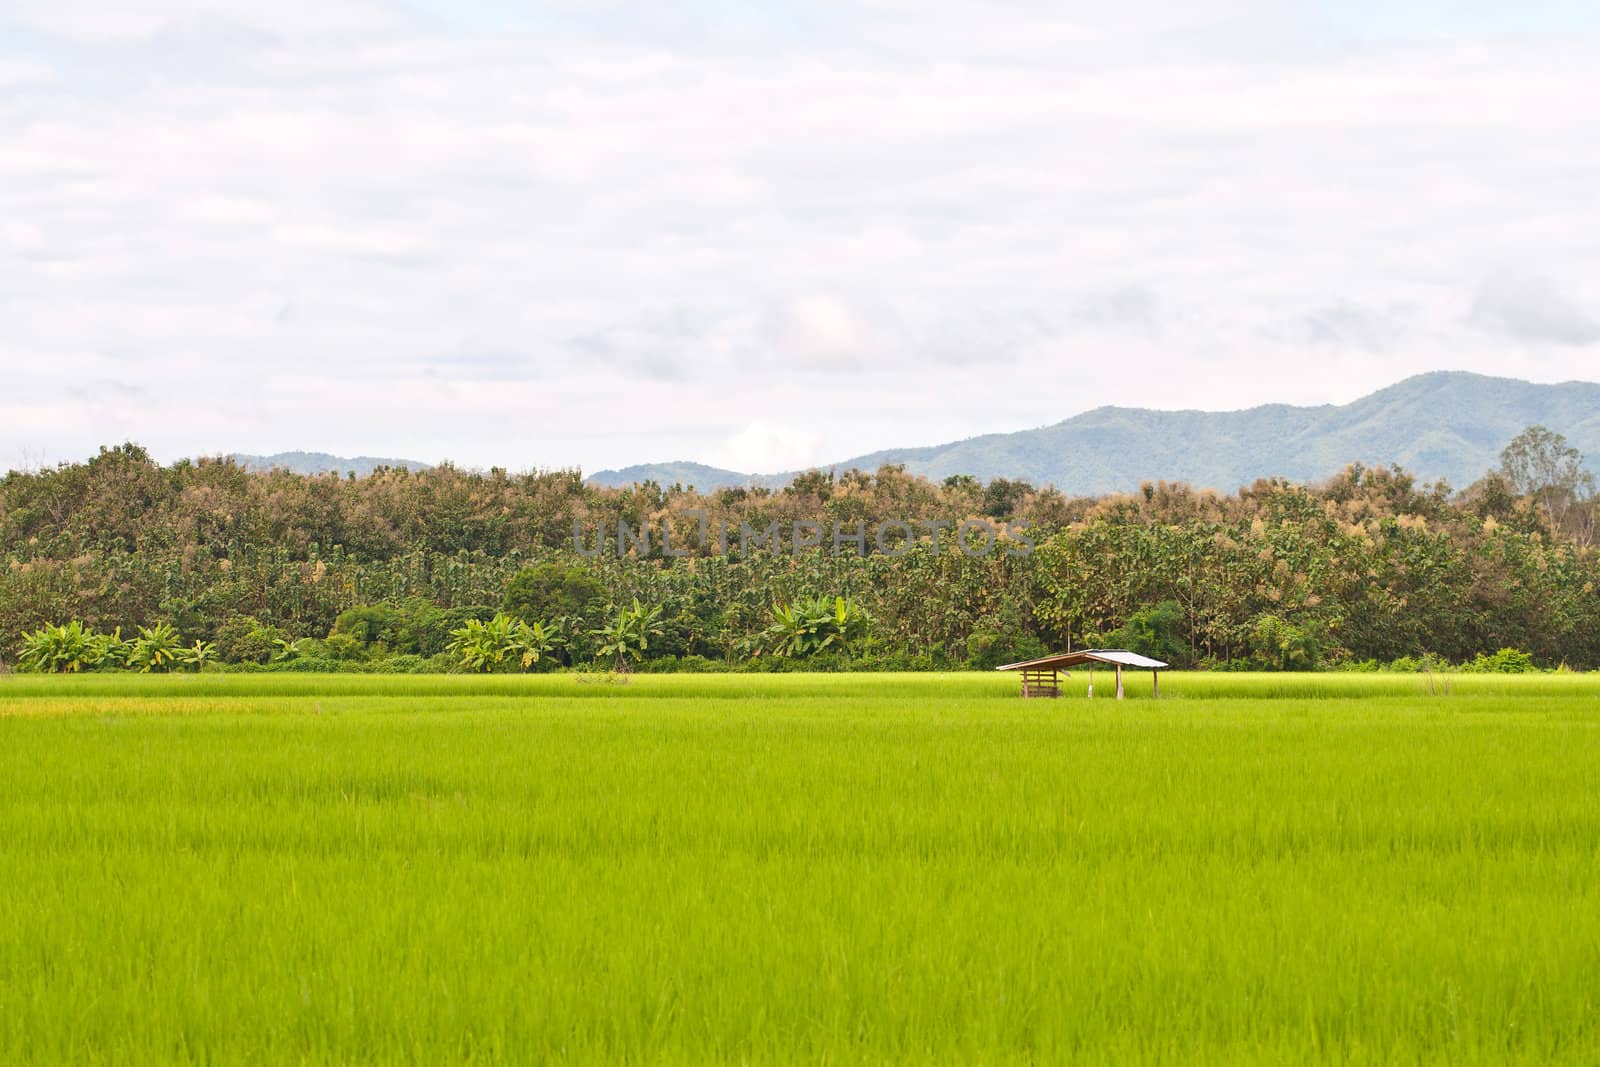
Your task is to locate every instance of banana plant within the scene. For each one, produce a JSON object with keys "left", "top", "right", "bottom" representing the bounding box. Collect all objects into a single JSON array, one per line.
[
  {"left": 126, "top": 623, "right": 183, "bottom": 673},
  {"left": 762, "top": 596, "right": 875, "bottom": 658},
  {"left": 17, "top": 621, "right": 98, "bottom": 673},
  {"left": 448, "top": 612, "right": 561, "bottom": 672},
  {"left": 90, "top": 626, "right": 131, "bottom": 671},
  {"left": 590, "top": 599, "right": 665, "bottom": 672},
  {"left": 763, "top": 598, "right": 836, "bottom": 658},
  {"left": 179, "top": 640, "right": 218, "bottom": 672}
]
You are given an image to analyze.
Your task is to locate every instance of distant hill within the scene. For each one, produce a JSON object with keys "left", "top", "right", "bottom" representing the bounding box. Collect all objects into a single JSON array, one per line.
[
  {"left": 589, "top": 461, "right": 760, "bottom": 490},
  {"left": 587, "top": 372, "right": 1600, "bottom": 494},
  {"left": 230, "top": 452, "right": 431, "bottom": 477}
]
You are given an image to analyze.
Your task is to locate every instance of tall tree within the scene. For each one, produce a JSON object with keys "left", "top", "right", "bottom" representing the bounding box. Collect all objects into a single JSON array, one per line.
[{"left": 1498, "top": 426, "right": 1594, "bottom": 538}]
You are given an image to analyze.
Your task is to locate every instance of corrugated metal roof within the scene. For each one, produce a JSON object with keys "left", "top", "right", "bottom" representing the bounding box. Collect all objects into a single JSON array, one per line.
[
  {"left": 995, "top": 649, "right": 1169, "bottom": 672},
  {"left": 1078, "top": 649, "right": 1168, "bottom": 668}
]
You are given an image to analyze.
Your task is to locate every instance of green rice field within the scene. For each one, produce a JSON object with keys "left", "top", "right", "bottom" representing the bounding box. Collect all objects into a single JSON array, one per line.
[{"left": 2, "top": 671, "right": 1598, "bottom": 1064}]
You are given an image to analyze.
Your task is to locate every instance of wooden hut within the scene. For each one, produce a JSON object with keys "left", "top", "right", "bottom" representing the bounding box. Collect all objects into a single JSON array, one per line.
[{"left": 996, "top": 649, "right": 1169, "bottom": 699}]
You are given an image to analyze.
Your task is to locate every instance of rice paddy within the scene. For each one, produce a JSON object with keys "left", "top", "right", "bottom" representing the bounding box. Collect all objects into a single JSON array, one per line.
[{"left": 2, "top": 671, "right": 1598, "bottom": 1064}]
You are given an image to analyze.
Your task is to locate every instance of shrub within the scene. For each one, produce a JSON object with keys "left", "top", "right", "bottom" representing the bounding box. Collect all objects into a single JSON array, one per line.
[
  {"left": 1200, "top": 658, "right": 1256, "bottom": 672},
  {"left": 854, "top": 648, "right": 945, "bottom": 673},
  {"left": 449, "top": 612, "right": 561, "bottom": 673},
  {"left": 1461, "top": 648, "right": 1537, "bottom": 674},
  {"left": 1248, "top": 614, "right": 1321, "bottom": 671},
  {"left": 1388, "top": 654, "right": 1452, "bottom": 673},
  {"left": 266, "top": 656, "right": 342, "bottom": 673},
  {"left": 752, "top": 653, "right": 813, "bottom": 673},
  {"left": 424, "top": 652, "right": 460, "bottom": 674},
  {"left": 385, "top": 599, "right": 496, "bottom": 657},
  {"left": 761, "top": 596, "right": 874, "bottom": 659},
  {"left": 329, "top": 605, "right": 400, "bottom": 648},
  {"left": 90, "top": 627, "right": 132, "bottom": 670},
  {"left": 179, "top": 640, "right": 219, "bottom": 672},
  {"left": 273, "top": 636, "right": 313, "bottom": 663},
  {"left": 321, "top": 633, "right": 368, "bottom": 662},
  {"left": 503, "top": 564, "right": 603, "bottom": 627},
  {"left": 591, "top": 599, "right": 666, "bottom": 672},
  {"left": 126, "top": 623, "right": 183, "bottom": 673},
  {"left": 17, "top": 621, "right": 100, "bottom": 673},
  {"left": 965, "top": 631, "right": 1045, "bottom": 671},
  {"left": 215, "top": 616, "right": 289, "bottom": 664},
  {"left": 370, "top": 654, "right": 428, "bottom": 674},
  {"left": 634, "top": 655, "right": 728, "bottom": 674},
  {"left": 1102, "top": 601, "right": 1188, "bottom": 666}
]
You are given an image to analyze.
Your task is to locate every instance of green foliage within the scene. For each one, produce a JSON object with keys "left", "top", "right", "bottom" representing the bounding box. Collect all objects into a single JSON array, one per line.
[
  {"left": 1249, "top": 614, "right": 1320, "bottom": 672},
  {"left": 1102, "top": 601, "right": 1187, "bottom": 665},
  {"left": 385, "top": 599, "right": 495, "bottom": 658},
  {"left": 321, "top": 633, "right": 367, "bottom": 662},
  {"left": 591, "top": 599, "right": 665, "bottom": 671},
  {"left": 179, "top": 640, "right": 218, "bottom": 672},
  {"left": 981, "top": 477, "right": 1032, "bottom": 519},
  {"left": 965, "top": 630, "right": 1045, "bottom": 670},
  {"left": 502, "top": 563, "right": 603, "bottom": 626},
  {"left": 1499, "top": 425, "right": 1594, "bottom": 535},
  {"left": 126, "top": 623, "right": 183, "bottom": 673},
  {"left": 1387, "top": 654, "right": 1451, "bottom": 673},
  {"left": 329, "top": 605, "right": 400, "bottom": 647},
  {"left": 263, "top": 655, "right": 344, "bottom": 674},
  {"left": 1461, "top": 647, "right": 1537, "bottom": 674},
  {"left": 17, "top": 620, "right": 100, "bottom": 673},
  {"left": 448, "top": 612, "right": 560, "bottom": 673},
  {"left": 762, "top": 596, "right": 875, "bottom": 659},
  {"left": 369, "top": 654, "right": 429, "bottom": 674},
  {"left": 214, "top": 616, "right": 289, "bottom": 664},
  {"left": 88, "top": 626, "right": 131, "bottom": 671},
  {"left": 5, "top": 435, "right": 1600, "bottom": 674}
]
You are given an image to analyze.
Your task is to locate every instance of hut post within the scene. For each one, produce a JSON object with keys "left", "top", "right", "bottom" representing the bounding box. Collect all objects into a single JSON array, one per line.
[
  {"left": 1115, "top": 663, "right": 1124, "bottom": 700},
  {"left": 1152, "top": 669, "right": 1160, "bottom": 699}
]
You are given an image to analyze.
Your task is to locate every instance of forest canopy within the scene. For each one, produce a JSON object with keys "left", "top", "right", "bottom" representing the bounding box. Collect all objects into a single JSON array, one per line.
[{"left": 2, "top": 429, "right": 1596, "bottom": 671}]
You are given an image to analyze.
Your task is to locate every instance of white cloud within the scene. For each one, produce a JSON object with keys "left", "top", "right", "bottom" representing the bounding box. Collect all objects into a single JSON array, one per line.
[
  {"left": 2, "top": 0, "right": 1599, "bottom": 472},
  {"left": 715, "top": 422, "right": 826, "bottom": 473}
]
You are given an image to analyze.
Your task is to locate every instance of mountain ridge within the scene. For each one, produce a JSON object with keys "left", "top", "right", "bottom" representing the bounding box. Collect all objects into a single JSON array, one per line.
[
  {"left": 588, "top": 372, "right": 1600, "bottom": 494},
  {"left": 229, "top": 452, "right": 431, "bottom": 477}
]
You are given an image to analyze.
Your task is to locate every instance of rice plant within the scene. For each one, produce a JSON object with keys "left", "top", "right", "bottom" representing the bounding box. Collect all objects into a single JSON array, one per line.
[{"left": 2, "top": 672, "right": 1598, "bottom": 1064}]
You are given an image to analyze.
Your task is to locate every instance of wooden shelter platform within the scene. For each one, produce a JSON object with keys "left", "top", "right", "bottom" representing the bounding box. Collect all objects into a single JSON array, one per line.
[{"left": 996, "top": 649, "right": 1169, "bottom": 699}]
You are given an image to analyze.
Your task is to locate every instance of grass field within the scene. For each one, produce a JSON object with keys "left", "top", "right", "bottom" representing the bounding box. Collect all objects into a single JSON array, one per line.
[{"left": 2, "top": 671, "right": 1598, "bottom": 1064}]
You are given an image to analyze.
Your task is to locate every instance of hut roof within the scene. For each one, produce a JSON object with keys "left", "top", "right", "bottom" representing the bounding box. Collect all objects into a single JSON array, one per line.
[{"left": 995, "top": 649, "right": 1169, "bottom": 672}]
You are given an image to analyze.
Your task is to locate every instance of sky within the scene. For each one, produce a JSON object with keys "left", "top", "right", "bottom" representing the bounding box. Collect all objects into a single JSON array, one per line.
[{"left": 3, "top": 1, "right": 1599, "bottom": 475}]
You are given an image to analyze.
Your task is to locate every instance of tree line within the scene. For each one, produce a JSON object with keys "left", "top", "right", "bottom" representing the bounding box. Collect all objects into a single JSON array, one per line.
[{"left": 2, "top": 428, "right": 1597, "bottom": 671}]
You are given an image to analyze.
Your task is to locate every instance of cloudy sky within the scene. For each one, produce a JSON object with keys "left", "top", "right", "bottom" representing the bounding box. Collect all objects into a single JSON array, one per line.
[{"left": 4, "top": 1, "right": 1599, "bottom": 474}]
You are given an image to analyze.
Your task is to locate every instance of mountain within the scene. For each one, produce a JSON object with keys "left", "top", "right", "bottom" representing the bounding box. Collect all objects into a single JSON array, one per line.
[
  {"left": 588, "top": 461, "right": 761, "bottom": 490},
  {"left": 230, "top": 452, "right": 430, "bottom": 477},
  {"left": 586, "top": 372, "right": 1600, "bottom": 495}
]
